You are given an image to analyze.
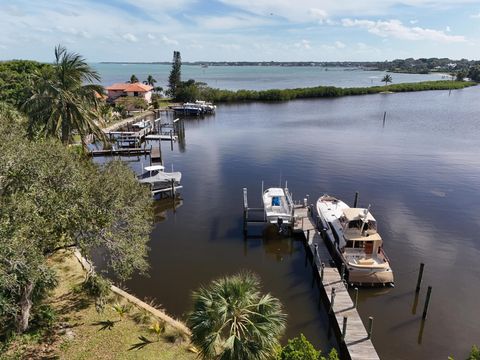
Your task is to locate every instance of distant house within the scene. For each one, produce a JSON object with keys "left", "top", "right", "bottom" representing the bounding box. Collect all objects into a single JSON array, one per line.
[{"left": 105, "top": 82, "right": 153, "bottom": 104}]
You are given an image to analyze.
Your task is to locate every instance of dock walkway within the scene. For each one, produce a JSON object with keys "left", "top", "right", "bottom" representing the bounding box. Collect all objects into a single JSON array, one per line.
[{"left": 294, "top": 208, "right": 380, "bottom": 360}]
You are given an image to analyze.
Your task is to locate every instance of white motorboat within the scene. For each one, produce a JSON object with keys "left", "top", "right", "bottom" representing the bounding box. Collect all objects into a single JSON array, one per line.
[
  {"left": 262, "top": 187, "right": 294, "bottom": 232},
  {"left": 316, "top": 195, "right": 394, "bottom": 286},
  {"left": 138, "top": 165, "right": 182, "bottom": 185}
]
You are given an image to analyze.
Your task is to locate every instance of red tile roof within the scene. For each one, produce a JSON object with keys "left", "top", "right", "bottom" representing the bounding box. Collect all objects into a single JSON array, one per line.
[{"left": 105, "top": 82, "right": 153, "bottom": 92}]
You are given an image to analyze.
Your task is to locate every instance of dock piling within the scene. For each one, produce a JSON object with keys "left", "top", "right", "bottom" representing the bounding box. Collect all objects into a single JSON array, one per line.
[
  {"left": 422, "top": 286, "right": 432, "bottom": 320},
  {"left": 353, "top": 191, "right": 359, "bottom": 207},
  {"left": 342, "top": 316, "right": 348, "bottom": 342},
  {"left": 415, "top": 263, "right": 425, "bottom": 292},
  {"left": 367, "top": 317, "right": 374, "bottom": 339},
  {"left": 354, "top": 287, "right": 359, "bottom": 309},
  {"left": 382, "top": 111, "right": 387, "bottom": 127},
  {"left": 329, "top": 288, "right": 336, "bottom": 314},
  {"left": 320, "top": 263, "right": 325, "bottom": 281}
]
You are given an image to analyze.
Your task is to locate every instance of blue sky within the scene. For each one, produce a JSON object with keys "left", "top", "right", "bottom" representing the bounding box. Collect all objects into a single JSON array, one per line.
[{"left": 1, "top": 0, "right": 479, "bottom": 62}]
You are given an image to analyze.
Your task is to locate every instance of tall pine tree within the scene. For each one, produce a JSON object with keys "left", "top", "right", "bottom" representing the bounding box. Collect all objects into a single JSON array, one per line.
[{"left": 168, "top": 51, "right": 181, "bottom": 98}]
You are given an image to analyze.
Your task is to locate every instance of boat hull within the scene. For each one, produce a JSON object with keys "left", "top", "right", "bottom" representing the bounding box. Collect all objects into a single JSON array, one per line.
[{"left": 317, "top": 196, "right": 394, "bottom": 286}]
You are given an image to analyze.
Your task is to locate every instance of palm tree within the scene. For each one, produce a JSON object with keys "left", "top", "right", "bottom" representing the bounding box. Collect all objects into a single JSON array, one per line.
[
  {"left": 187, "top": 272, "right": 286, "bottom": 360},
  {"left": 129, "top": 74, "right": 139, "bottom": 83},
  {"left": 22, "top": 45, "right": 105, "bottom": 147},
  {"left": 144, "top": 75, "right": 157, "bottom": 87},
  {"left": 381, "top": 74, "right": 393, "bottom": 86}
]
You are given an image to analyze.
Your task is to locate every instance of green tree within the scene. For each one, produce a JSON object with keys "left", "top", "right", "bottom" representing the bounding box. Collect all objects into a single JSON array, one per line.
[
  {"left": 22, "top": 45, "right": 105, "bottom": 147},
  {"left": 278, "top": 334, "right": 339, "bottom": 360},
  {"left": 0, "top": 108, "right": 153, "bottom": 333},
  {"left": 0, "top": 60, "right": 52, "bottom": 108},
  {"left": 468, "top": 66, "right": 480, "bottom": 82},
  {"left": 279, "top": 334, "right": 319, "bottom": 360},
  {"left": 168, "top": 51, "right": 182, "bottom": 98},
  {"left": 187, "top": 272, "right": 286, "bottom": 360},
  {"left": 144, "top": 75, "right": 157, "bottom": 87},
  {"left": 129, "top": 74, "right": 139, "bottom": 83},
  {"left": 381, "top": 74, "right": 393, "bottom": 86},
  {"left": 468, "top": 345, "right": 480, "bottom": 360}
]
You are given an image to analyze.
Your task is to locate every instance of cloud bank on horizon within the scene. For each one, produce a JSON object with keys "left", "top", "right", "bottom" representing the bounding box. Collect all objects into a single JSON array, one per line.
[{"left": 0, "top": 0, "right": 478, "bottom": 62}]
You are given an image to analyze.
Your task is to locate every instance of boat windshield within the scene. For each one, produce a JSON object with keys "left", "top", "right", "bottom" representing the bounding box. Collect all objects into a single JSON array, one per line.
[{"left": 342, "top": 219, "right": 377, "bottom": 231}]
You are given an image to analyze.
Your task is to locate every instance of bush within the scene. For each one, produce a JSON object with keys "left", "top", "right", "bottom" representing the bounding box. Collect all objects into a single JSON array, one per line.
[
  {"left": 278, "top": 334, "right": 339, "bottom": 360},
  {"left": 30, "top": 304, "right": 56, "bottom": 330},
  {"left": 279, "top": 334, "right": 319, "bottom": 360}
]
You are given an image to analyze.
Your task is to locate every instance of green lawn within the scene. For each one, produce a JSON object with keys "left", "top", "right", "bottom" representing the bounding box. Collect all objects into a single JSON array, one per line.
[{"left": 2, "top": 252, "right": 197, "bottom": 360}]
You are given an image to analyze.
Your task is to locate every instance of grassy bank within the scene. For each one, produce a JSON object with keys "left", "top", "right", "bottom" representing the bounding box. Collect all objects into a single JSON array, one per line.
[
  {"left": 197, "top": 80, "right": 476, "bottom": 103},
  {"left": 2, "top": 252, "right": 196, "bottom": 360}
]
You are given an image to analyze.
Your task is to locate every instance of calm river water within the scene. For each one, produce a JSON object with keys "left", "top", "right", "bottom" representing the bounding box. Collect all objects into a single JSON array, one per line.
[
  {"left": 101, "top": 85, "right": 480, "bottom": 360},
  {"left": 93, "top": 63, "right": 445, "bottom": 90}
]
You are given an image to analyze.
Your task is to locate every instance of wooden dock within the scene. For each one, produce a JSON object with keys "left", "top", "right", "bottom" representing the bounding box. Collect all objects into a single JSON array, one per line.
[
  {"left": 89, "top": 148, "right": 151, "bottom": 157},
  {"left": 294, "top": 208, "right": 380, "bottom": 360},
  {"left": 241, "top": 186, "right": 379, "bottom": 359}
]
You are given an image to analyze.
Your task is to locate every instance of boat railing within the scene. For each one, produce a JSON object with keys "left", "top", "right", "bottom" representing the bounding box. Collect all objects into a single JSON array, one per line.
[{"left": 284, "top": 188, "right": 294, "bottom": 216}]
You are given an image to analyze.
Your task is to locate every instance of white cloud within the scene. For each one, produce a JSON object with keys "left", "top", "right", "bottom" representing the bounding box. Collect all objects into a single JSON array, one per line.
[
  {"left": 470, "top": 12, "right": 480, "bottom": 18},
  {"left": 335, "top": 41, "right": 346, "bottom": 48},
  {"left": 122, "top": 33, "right": 138, "bottom": 42},
  {"left": 446, "top": 25, "right": 451, "bottom": 32},
  {"left": 309, "top": 8, "right": 329, "bottom": 24},
  {"left": 294, "top": 39, "right": 311, "bottom": 49},
  {"left": 341, "top": 18, "right": 466, "bottom": 43},
  {"left": 161, "top": 35, "right": 178, "bottom": 45},
  {"left": 410, "top": 19, "right": 419, "bottom": 24},
  {"left": 147, "top": 33, "right": 156, "bottom": 40},
  {"left": 192, "top": 14, "right": 272, "bottom": 30}
]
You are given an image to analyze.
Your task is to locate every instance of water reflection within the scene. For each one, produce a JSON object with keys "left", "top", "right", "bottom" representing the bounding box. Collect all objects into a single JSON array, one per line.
[{"left": 153, "top": 197, "right": 183, "bottom": 223}]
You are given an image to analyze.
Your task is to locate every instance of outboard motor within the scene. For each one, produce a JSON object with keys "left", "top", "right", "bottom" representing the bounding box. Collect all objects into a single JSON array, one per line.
[{"left": 277, "top": 217, "right": 284, "bottom": 234}]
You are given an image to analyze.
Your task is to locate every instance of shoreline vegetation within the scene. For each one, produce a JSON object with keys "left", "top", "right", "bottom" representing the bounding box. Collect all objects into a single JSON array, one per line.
[{"left": 188, "top": 80, "right": 476, "bottom": 103}]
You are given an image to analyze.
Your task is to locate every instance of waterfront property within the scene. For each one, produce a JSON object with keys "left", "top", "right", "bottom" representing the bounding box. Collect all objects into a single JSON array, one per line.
[{"left": 106, "top": 82, "right": 153, "bottom": 104}]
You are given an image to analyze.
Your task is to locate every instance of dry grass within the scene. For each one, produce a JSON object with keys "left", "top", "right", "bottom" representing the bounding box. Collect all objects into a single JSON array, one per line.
[{"left": 2, "top": 251, "right": 196, "bottom": 360}]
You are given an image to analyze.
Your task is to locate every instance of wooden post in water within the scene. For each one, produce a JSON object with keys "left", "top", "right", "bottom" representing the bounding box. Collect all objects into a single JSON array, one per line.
[
  {"left": 422, "top": 286, "right": 432, "bottom": 320},
  {"left": 368, "top": 316, "right": 374, "bottom": 339},
  {"left": 170, "top": 130, "right": 174, "bottom": 151},
  {"left": 342, "top": 317, "right": 348, "bottom": 342},
  {"left": 416, "top": 263, "right": 425, "bottom": 292},
  {"left": 353, "top": 191, "right": 359, "bottom": 208},
  {"left": 383, "top": 111, "right": 387, "bottom": 127},
  {"left": 320, "top": 263, "right": 325, "bottom": 282},
  {"left": 171, "top": 179, "right": 175, "bottom": 198},
  {"left": 243, "top": 188, "right": 248, "bottom": 235}
]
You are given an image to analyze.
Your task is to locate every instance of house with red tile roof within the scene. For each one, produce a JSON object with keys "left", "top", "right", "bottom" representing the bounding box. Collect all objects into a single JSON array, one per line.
[{"left": 105, "top": 82, "right": 153, "bottom": 104}]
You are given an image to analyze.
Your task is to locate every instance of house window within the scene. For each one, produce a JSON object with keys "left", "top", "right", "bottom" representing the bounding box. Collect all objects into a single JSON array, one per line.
[{"left": 134, "top": 92, "right": 139, "bottom": 97}]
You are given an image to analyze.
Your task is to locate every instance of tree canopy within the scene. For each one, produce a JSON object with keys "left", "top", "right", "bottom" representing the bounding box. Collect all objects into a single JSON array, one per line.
[
  {"left": 168, "top": 51, "right": 182, "bottom": 98},
  {"left": 22, "top": 45, "right": 105, "bottom": 147},
  {"left": 187, "top": 272, "right": 286, "bottom": 360},
  {"left": 0, "top": 60, "right": 52, "bottom": 107},
  {"left": 0, "top": 104, "right": 153, "bottom": 334}
]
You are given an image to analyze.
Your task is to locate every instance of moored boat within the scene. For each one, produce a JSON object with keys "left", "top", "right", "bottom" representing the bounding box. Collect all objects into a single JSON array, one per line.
[
  {"left": 316, "top": 195, "right": 394, "bottom": 286},
  {"left": 138, "top": 165, "right": 182, "bottom": 185},
  {"left": 262, "top": 187, "right": 294, "bottom": 233}
]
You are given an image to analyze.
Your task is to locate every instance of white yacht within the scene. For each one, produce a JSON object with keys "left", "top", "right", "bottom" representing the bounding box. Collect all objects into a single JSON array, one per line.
[
  {"left": 138, "top": 165, "right": 182, "bottom": 185},
  {"left": 262, "top": 187, "right": 294, "bottom": 232},
  {"left": 316, "top": 195, "right": 394, "bottom": 286}
]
